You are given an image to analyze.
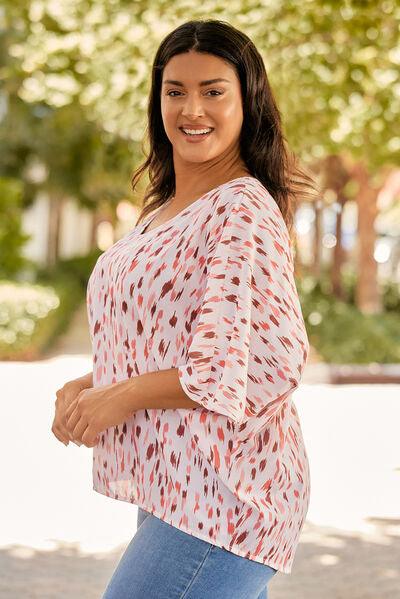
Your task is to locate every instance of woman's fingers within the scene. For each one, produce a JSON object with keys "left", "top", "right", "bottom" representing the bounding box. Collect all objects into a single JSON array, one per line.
[
  {"left": 65, "top": 400, "right": 80, "bottom": 430},
  {"left": 65, "top": 395, "right": 79, "bottom": 421},
  {"left": 51, "top": 421, "right": 69, "bottom": 445},
  {"left": 53, "top": 391, "right": 74, "bottom": 444},
  {"left": 69, "top": 415, "right": 88, "bottom": 442},
  {"left": 54, "top": 385, "right": 99, "bottom": 448},
  {"left": 65, "top": 400, "right": 90, "bottom": 445},
  {"left": 63, "top": 386, "right": 82, "bottom": 410},
  {"left": 53, "top": 387, "right": 88, "bottom": 447}
]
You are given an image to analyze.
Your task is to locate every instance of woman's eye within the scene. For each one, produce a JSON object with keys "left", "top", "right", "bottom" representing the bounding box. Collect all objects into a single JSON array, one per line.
[{"left": 166, "top": 90, "right": 223, "bottom": 97}]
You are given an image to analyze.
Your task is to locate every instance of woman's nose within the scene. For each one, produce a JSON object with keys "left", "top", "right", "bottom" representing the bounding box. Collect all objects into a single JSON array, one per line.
[{"left": 181, "top": 96, "right": 205, "bottom": 117}]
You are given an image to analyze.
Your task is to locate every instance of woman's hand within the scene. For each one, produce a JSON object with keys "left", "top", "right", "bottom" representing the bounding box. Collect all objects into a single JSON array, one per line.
[
  {"left": 64, "top": 382, "right": 135, "bottom": 448},
  {"left": 51, "top": 373, "right": 93, "bottom": 446}
]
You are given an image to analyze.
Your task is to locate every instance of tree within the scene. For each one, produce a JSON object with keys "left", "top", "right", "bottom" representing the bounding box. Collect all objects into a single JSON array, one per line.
[{"left": 1, "top": 0, "right": 398, "bottom": 294}]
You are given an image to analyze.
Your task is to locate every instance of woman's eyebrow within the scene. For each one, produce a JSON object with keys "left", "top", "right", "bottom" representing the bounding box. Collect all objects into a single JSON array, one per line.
[{"left": 163, "top": 78, "right": 230, "bottom": 87}]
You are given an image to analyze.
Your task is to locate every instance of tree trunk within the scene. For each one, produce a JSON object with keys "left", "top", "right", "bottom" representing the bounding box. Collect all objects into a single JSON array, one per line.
[
  {"left": 292, "top": 233, "right": 302, "bottom": 279},
  {"left": 46, "top": 194, "right": 64, "bottom": 268},
  {"left": 312, "top": 201, "right": 322, "bottom": 277},
  {"left": 353, "top": 161, "right": 381, "bottom": 314},
  {"left": 322, "top": 154, "right": 352, "bottom": 300},
  {"left": 90, "top": 208, "right": 100, "bottom": 250},
  {"left": 332, "top": 197, "right": 346, "bottom": 300}
]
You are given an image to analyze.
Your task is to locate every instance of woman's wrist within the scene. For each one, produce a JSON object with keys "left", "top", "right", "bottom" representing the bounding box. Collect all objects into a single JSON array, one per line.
[{"left": 77, "top": 371, "right": 93, "bottom": 387}]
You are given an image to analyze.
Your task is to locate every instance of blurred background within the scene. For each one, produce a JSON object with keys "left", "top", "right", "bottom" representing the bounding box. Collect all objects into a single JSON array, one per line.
[{"left": 0, "top": 2, "right": 399, "bottom": 598}]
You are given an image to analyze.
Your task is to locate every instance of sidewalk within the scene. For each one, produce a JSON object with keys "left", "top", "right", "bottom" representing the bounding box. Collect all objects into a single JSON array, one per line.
[
  {"left": 42, "top": 301, "right": 92, "bottom": 358},
  {"left": 1, "top": 303, "right": 399, "bottom": 598}
]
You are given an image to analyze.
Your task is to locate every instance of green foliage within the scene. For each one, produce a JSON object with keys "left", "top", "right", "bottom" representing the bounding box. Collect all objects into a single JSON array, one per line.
[
  {"left": 1, "top": 2, "right": 399, "bottom": 354},
  {"left": 340, "top": 269, "right": 400, "bottom": 313},
  {"left": 0, "top": 247, "right": 102, "bottom": 359},
  {"left": 382, "top": 280, "right": 400, "bottom": 313},
  {"left": 297, "top": 274, "right": 400, "bottom": 363},
  {"left": 0, "top": 276, "right": 82, "bottom": 360},
  {"left": 0, "top": 177, "right": 33, "bottom": 277},
  {"left": 2, "top": 0, "right": 399, "bottom": 206},
  {"left": 36, "top": 248, "right": 103, "bottom": 290}
]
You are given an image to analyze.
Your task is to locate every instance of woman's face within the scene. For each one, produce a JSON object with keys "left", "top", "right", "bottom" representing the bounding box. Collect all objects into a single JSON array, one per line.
[{"left": 160, "top": 50, "right": 244, "bottom": 164}]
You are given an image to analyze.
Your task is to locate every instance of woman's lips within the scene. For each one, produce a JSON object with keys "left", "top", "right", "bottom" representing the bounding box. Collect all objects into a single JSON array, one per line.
[{"left": 179, "top": 128, "right": 214, "bottom": 143}]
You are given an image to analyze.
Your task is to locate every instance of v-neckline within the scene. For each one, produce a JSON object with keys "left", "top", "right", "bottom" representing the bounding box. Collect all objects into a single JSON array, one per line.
[{"left": 137, "top": 176, "right": 258, "bottom": 237}]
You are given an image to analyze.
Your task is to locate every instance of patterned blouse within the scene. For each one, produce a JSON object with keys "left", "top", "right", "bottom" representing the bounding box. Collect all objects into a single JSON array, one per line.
[{"left": 86, "top": 175, "right": 311, "bottom": 574}]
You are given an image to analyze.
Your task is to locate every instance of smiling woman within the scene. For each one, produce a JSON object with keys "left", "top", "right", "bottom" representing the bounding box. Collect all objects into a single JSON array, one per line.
[
  {"left": 132, "top": 20, "right": 317, "bottom": 233},
  {"left": 78, "top": 18, "right": 318, "bottom": 599},
  {"left": 157, "top": 50, "right": 251, "bottom": 206},
  {"left": 161, "top": 65, "right": 241, "bottom": 155}
]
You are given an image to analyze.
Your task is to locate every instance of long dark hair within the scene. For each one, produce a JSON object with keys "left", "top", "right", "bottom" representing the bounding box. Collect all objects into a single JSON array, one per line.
[{"left": 131, "top": 19, "right": 318, "bottom": 236}]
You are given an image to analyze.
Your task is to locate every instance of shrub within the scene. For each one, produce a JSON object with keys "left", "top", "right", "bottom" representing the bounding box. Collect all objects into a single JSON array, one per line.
[
  {"left": 297, "top": 274, "right": 400, "bottom": 363},
  {"left": 0, "top": 177, "right": 33, "bottom": 278},
  {"left": 0, "top": 276, "right": 82, "bottom": 360}
]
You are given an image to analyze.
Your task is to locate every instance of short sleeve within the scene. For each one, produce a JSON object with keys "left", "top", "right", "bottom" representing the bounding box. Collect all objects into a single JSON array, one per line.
[{"left": 177, "top": 186, "right": 309, "bottom": 426}]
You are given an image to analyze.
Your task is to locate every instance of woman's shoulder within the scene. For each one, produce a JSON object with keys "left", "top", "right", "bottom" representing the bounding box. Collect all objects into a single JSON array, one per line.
[
  {"left": 212, "top": 175, "right": 283, "bottom": 227},
  {"left": 208, "top": 176, "right": 292, "bottom": 262}
]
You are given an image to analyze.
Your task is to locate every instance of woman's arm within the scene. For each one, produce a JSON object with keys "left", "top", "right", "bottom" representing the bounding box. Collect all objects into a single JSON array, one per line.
[
  {"left": 63, "top": 368, "right": 200, "bottom": 448},
  {"left": 110, "top": 368, "right": 200, "bottom": 413}
]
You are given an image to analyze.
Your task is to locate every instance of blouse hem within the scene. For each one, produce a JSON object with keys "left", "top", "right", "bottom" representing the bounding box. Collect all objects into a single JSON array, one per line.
[{"left": 92, "top": 483, "right": 292, "bottom": 574}]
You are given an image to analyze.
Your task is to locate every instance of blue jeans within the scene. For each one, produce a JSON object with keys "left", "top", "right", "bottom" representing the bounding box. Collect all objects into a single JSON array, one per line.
[{"left": 101, "top": 507, "right": 278, "bottom": 599}]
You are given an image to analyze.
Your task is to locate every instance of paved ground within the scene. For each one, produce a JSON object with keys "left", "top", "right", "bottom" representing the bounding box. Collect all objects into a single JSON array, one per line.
[
  {"left": 1, "top": 302, "right": 399, "bottom": 598},
  {"left": 42, "top": 301, "right": 92, "bottom": 357}
]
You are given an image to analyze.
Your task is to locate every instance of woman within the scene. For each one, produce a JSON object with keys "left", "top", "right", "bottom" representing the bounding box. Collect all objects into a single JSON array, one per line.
[{"left": 52, "top": 19, "right": 317, "bottom": 598}]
